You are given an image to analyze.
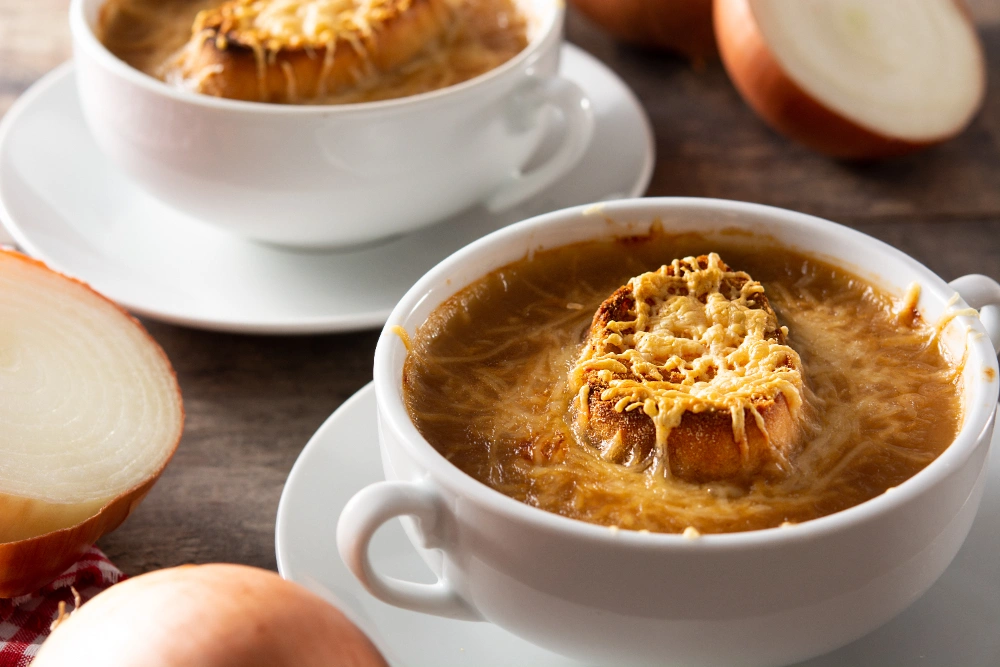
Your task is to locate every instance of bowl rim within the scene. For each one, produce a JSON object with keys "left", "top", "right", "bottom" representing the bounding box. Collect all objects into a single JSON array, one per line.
[
  {"left": 69, "top": 0, "right": 562, "bottom": 114},
  {"left": 374, "top": 197, "right": 1000, "bottom": 551}
]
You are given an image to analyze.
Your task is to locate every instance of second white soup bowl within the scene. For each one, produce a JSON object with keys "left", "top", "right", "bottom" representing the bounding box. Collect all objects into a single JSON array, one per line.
[
  {"left": 69, "top": 0, "right": 592, "bottom": 248},
  {"left": 339, "top": 198, "right": 1000, "bottom": 666}
]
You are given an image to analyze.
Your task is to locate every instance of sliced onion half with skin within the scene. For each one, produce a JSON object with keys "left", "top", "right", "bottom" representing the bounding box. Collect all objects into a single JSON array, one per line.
[
  {"left": 715, "top": 0, "right": 987, "bottom": 159},
  {"left": 0, "top": 250, "right": 182, "bottom": 597}
]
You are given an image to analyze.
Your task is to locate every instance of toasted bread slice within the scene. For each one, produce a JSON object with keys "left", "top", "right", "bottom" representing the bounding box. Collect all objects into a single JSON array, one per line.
[
  {"left": 570, "top": 254, "right": 804, "bottom": 484},
  {"left": 168, "top": 0, "right": 454, "bottom": 102}
]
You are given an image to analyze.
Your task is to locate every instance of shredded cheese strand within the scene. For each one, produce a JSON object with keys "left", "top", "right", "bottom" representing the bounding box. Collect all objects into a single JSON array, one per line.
[{"left": 193, "top": 0, "right": 413, "bottom": 51}]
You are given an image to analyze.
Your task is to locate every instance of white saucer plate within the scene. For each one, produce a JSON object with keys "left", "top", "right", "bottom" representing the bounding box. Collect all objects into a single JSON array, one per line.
[
  {"left": 0, "top": 45, "right": 653, "bottom": 334},
  {"left": 276, "top": 384, "right": 1000, "bottom": 667}
]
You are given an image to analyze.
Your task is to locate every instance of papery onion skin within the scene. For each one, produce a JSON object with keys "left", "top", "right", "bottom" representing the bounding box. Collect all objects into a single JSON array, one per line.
[
  {"left": 0, "top": 250, "right": 183, "bottom": 598},
  {"left": 713, "top": 0, "right": 983, "bottom": 159},
  {"left": 0, "top": 476, "right": 158, "bottom": 597},
  {"left": 570, "top": 0, "right": 716, "bottom": 61},
  {"left": 32, "top": 564, "right": 389, "bottom": 667}
]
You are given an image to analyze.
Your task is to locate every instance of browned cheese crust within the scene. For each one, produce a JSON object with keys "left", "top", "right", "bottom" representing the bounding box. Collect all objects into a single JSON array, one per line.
[
  {"left": 178, "top": 0, "right": 454, "bottom": 102},
  {"left": 576, "top": 254, "right": 802, "bottom": 484}
]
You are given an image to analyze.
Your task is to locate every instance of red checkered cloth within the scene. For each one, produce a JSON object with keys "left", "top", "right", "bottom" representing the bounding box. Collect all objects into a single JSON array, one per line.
[{"left": 0, "top": 548, "right": 124, "bottom": 666}]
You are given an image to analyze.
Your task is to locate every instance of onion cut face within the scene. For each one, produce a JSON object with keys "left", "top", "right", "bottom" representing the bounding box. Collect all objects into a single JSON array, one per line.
[
  {"left": 32, "top": 564, "right": 388, "bottom": 667},
  {"left": 0, "top": 250, "right": 182, "bottom": 596},
  {"left": 715, "top": 0, "right": 986, "bottom": 158}
]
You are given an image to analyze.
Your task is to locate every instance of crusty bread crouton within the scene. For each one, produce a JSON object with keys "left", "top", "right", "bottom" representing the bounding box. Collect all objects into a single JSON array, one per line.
[
  {"left": 570, "top": 253, "right": 804, "bottom": 484},
  {"left": 167, "top": 0, "right": 453, "bottom": 102}
]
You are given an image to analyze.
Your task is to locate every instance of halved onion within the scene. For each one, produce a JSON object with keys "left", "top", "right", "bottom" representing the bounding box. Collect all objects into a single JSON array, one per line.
[
  {"left": 33, "top": 564, "right": 388, "bottom": 667},
  {"left": 569, "top": 0, "right": 716, "bottom": 61},
  {"left": 0, "top": 250, "right": 182, "bottom": 596},
  {"left": 714, "top": 0, "right": 986, "bottom": 158}
]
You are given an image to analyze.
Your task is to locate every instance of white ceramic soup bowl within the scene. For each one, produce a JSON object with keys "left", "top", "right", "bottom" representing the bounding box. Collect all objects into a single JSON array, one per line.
[
  {"left": 69, "top": 0, "right": 592, "bottom": 248},
  {"left": 339, "top": 198, "right": 1000, "bottom": 667}
]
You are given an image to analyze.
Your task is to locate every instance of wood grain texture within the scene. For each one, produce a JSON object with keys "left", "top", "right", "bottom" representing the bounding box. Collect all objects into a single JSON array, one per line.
[
  {"left": 97, "top": 326, "right": 380, "bottom": 572},
  {"left": 0, "top": 0, "right": 997, "bottom": 577},
  {"left": 0, "top": 0, "right": 71, "bottom": 113}
]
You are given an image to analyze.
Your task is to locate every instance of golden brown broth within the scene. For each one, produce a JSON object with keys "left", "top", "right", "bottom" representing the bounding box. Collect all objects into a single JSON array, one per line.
[
  {"left": 98, "top": 0, "right": 529, "bottom": 104},
  {"left": 402, "top": 234, "right": 963, "bottom": 534},
  {"left": 100, "top": 0, "right": 221, "bottom": 76}
]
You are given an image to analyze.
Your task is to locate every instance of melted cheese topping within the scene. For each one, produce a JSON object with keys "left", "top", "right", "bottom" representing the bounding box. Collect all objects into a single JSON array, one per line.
[
  {"left": 402, "top": 236, "right": 962, "bottom": 534},
  {"left": 101, "top": 0, "right": 528, "bottom": 105},
  {"left": 569, "top": 253, "right": 804, "bottom": 462},
  {"left": 194, "top": 0, "right": 414, "bottom": 50}
]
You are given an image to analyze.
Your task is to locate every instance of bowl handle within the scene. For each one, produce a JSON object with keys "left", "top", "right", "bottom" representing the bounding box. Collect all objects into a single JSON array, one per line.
[
  {"left": 336, "top": 479, "right": 483, "bottom": 621},
  {"left": 484, "top": 75, "right": 595, "bottom": 212},
  {"left": 950, "top": 274, "right": 1000, "bottom": 354}
]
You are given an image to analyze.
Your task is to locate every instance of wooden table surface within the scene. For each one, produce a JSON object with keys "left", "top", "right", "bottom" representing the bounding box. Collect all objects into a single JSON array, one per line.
[{"left": 1, "top": 1, "right": 999, "bottom": 576}]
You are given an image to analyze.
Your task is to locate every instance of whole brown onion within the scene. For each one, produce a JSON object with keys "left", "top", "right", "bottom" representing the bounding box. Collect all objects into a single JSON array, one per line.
[
  {"left": 569, "top": 0, "right": 716, "bottom": 60},
  {"left": 33, "top": 564, "right": 388, "bottom": 667}
]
